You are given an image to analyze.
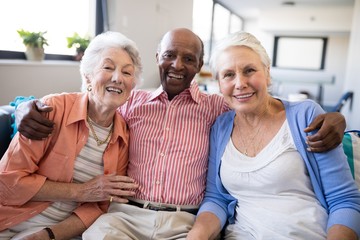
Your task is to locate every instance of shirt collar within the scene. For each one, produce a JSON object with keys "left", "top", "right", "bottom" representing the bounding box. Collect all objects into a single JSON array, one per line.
[
  {"left": 67, "top": 93, "right": 88, "bottom": 126},
  {"left": 147, "top": 81, "right": 202, "bottom": 104},
  {"left": 66, "top": 93, "right": 128, "bottom": 146}
]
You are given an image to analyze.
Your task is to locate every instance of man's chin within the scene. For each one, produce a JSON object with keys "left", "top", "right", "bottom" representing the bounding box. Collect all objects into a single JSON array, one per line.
[{"left": 166, "top": 77, "right": 183, "bottom": 83}]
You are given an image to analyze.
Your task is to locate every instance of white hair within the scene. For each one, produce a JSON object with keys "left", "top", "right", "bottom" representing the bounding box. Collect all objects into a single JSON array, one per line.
[
  {"left": 209, "top": 31, "right": 271, "bottom": 79},
  {"left": 80, "top": 31, "right": 142, "bottom": 92}
]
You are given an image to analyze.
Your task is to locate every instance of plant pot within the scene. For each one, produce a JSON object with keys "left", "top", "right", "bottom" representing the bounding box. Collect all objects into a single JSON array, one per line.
[
  {"left": 74, "top": 51, "right": 84, "bottom": 61},
  {"left": 25, "top": 46, "right": 45, "bottom": 61}
]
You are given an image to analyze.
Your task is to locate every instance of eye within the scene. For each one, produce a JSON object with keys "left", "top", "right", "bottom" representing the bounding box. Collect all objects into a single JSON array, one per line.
[
  {"left": 163, "top": 52, "right": 174, "bottom": 59},
  {"left": 223, "top": 72, "right": 235, "bottom": 79},
  {"left": 103, "top": 64, "right": 114, "bottom": 70},
  {"left": 184, "top": 56, "right": 195, "bottom": 62},
  {"left": 123, "top": 71, "right": 133, "bottom": 76},
  {"left": 244, "top": 67, "right": 256, "bottom": 75}
]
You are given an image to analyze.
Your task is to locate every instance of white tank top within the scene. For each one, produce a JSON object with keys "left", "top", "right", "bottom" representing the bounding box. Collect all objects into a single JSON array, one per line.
[{"left": 220, "top": 120, "right": 328, "bottom": 239}]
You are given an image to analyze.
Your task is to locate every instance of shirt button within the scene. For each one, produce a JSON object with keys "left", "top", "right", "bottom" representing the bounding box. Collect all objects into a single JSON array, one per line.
[
  {"left": 166, "top": 127, "right": 170, "bottom": 131},
  {"left": 160, "top": 153, "right": 165, "bottom": 157},
  {"left": 156, "top": 181, "right": 161, "bottom": 185}
]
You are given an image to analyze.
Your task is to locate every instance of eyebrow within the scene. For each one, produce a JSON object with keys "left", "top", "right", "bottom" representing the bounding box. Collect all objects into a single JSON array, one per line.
[
  {"left": 103, "top": 58, "right": 134, "bottom": 67},
  {"left": 122, "top": 63, "right": 135, "bottom": 69}
]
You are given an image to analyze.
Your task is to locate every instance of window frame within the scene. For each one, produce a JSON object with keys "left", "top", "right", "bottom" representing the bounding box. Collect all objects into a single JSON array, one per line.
[
  {"left": 272, "top": 36, "right": 328, "bottom": 70},
  {"left": 206, "top": 1, "right": 243, "bottom": 64},
  {"left": 0, "top": 0, "right": 108, "bottom": 61}
]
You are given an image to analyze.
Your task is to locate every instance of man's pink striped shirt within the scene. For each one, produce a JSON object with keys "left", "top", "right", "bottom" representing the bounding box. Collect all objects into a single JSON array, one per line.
[{"left": 120, "top": 83, "right": 226, "bottom": 205}]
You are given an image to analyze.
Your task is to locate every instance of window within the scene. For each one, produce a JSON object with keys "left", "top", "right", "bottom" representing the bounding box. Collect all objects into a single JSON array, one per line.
[
  {"left": 193, "top": 0, "right": 243, "bottom": 64},
  {"left": 273, "top": 36, "right": 328, "bottom": 70},
  {"left": 212, "top": 3, "right": 231, "bottom": 46},
  {"left": 193, "top": 0, "right": 213, "bottom": 64},
  {"left": 0, "top": 0, "right": 100, "bottom": 60}
]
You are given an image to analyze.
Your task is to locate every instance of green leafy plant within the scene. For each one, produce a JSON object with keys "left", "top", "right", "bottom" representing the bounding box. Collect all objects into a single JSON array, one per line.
[
  {"left": 66, "top": 33, "right": 90, "bottom": 53},
  {"left": 17, "top": 29, "right": 49, "bottom": 48}
]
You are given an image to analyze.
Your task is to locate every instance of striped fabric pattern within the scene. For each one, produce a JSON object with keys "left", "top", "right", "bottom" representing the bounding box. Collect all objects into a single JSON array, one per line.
[
  {"left": 343, "top": 130, "right": 360, "bottom": 189},
  {"left": 121, "top": 84, "right": 226, "bottom": 205},
  {"left": 11, "top": 122, "right": 108, "bottom": 230}
]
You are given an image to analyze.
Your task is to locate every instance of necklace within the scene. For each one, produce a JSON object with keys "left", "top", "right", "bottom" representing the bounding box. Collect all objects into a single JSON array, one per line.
[
  {"left": 87, "top": 115, "right": 113, "bottom": 146},
  {"left": 236, "top": 99, "right": 272, "bottom": 156},
  {"left": 238, "top": 124, "right": 262, "bottom": 156}
]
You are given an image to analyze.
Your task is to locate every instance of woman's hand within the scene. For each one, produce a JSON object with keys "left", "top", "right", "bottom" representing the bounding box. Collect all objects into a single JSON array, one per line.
[
  {"left": 187, "top": 212, "right": 222, "bottom": 240},
  {"left": 77, "top": 174, "right": 139, "bottom": 203},
  {"left": 32, "top": 174, "right": 138, "bottom": 203},
  {"left": 327, "top": 224, "right": 357, "bottom": 240}
]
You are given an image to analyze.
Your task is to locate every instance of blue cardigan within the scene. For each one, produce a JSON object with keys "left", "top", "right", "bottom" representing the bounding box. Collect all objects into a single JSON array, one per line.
[{"left": 198, "top": 99, "right": 360, "bottom": 237}]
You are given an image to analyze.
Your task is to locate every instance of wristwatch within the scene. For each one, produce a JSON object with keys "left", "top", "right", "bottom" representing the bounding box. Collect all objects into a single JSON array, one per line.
[{"left": 43, "top": 227, "right": 56, "bottom": 240}]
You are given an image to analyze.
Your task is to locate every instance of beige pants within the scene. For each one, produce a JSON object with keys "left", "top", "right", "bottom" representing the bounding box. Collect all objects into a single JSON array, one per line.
[{"left": 83, "top": 202, "right": 196, "bottom": 240}]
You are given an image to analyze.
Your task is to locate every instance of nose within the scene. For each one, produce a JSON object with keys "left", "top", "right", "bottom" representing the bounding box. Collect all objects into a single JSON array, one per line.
[
  {"left": 235, "top": 74, "right": 247, "bottom": 89},
  {"left": 111, "top": 70, "right": 123, "bottom": 84},
  {"left": 172, "top": 57, "right": 184, "bottom": 70}
]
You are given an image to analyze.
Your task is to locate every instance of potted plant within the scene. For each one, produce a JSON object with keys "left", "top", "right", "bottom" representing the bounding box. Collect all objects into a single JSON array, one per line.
[
  {"left": 67, "top": 33, "right": 90, "bottom": 61},
  {"left": 17, "top": 29, "right": 48, "bottom": 61}
]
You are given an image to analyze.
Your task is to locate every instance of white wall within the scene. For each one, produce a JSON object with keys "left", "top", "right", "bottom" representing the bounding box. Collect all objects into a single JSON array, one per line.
[
  {"left": 0, "top": 0, "right": 193, "bottom": 105},
  {"left": 259, "top": 6, "right": 353, "bottom": 34},
  {"left": 343, "top": 0, "right": 360, "bottom": 129},
  {"left": 0, "top": 61, "right": 81, "bottom": 105},
  {"left": 243, "top": 5, "right": 353, "bottom": 112},
  {"left": 107, "top": 0, "right": 193, "bottom": 89}
]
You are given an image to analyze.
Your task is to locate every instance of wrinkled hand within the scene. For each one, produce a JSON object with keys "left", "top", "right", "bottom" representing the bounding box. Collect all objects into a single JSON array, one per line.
[
  {"left": 16, "top": 99, "right": 54, "bottom": 140},
  {"left": 304, "top": 112, "right": 346, "bottom": 152},
  {"left": 78, "top": 174, "right": 138, "bottom": 203}
]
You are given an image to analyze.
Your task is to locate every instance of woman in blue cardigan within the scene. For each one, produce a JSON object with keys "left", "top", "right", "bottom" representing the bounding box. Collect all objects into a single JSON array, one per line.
[{"left": 187, "top": 31, "right": 360, "bottom": 239}]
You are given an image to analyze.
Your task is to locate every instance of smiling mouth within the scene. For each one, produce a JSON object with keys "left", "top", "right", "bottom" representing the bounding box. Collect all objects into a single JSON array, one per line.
[
  {"left": 234, "top": 93, "right": 254, "bottom": 99},
  {"left": 106, "top": 87, "right": 123, "bottom": 94},
  {"left": 168, "top": 72, "right": 184, "bottom": 80}
]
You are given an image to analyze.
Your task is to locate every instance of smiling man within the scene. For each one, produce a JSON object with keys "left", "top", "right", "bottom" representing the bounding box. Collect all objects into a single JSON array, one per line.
[
  {"left": 15, "top": 28, "right": 347, "bottom": 239},
  {"left": 83, "top": 28, "right": 229, "bottom": 239},
  {"left": 156, "top": 28, "right": 204, "bottom": 100}
]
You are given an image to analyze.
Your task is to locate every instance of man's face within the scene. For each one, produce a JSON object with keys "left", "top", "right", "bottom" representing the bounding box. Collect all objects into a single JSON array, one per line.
[{"left": 156, "top": 29, "right": 203, "bottom": 100}]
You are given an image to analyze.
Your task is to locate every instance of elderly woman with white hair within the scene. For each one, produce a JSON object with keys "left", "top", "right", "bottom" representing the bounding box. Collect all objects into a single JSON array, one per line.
[
  {"left": 0, "top": 31, "right": 141, "bottom": 239},
  {"left": 187, "top": 31, "right": 360, "bottom": 240}
]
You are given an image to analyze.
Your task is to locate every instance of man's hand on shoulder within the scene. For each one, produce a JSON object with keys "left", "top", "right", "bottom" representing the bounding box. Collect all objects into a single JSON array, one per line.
[
  {"left": 304, "top": 112, "right": 346, "bottom": 152},
  {"left": 16, "top": 99, "right": 54, "bottom": 140}
]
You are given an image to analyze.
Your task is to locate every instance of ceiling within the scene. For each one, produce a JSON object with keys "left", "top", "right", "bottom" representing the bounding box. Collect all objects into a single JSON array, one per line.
[{"left": 216, "top": 0, "right": 355, "bottom": 19}]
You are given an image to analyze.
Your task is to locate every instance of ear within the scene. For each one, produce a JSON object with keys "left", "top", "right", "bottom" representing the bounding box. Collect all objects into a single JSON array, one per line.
[
  {"left": 83, "top": 74, "right": 92, "bottom": 85},
  {"left": 197, "top": 59, "right": 204, "bottom": 73},
  {"left": 156, "top": 52, "right": 160, "bottom": 65}
]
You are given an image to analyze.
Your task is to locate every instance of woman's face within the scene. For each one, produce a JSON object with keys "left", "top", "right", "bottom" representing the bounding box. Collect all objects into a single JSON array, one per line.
[
  {"left": 87, "top": 47, "right": 135, "bottom": 111},
  {"left": 216, "top": 46, "right": 270, "bottom": 113}
]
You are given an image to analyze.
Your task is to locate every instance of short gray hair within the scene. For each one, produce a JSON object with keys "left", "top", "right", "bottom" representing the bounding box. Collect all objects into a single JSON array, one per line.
[
  {"left": 80, "top": 31, "right": 142, "bottom": 92},
  {"left": 209, "top": 31, "right": 271, "bottom": 79}
]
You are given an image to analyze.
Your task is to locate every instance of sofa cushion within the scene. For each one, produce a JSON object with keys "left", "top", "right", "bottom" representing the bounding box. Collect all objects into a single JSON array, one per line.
[
  {"left": 343, "top": 130, "right": 360, "bottom": 189},
  {"left": 0, "top": 105, "right": 15, "bottom": 158}
]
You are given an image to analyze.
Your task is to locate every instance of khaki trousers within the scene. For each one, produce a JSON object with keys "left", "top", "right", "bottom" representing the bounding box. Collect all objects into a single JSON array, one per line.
[{"left": 83, "top": 202, "right": 196, "bottom": 240}]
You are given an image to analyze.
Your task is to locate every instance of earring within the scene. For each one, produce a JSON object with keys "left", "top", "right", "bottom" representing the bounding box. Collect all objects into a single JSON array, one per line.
[{"left": 87, "top": 85, "right": 92, "bottom": 92}]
